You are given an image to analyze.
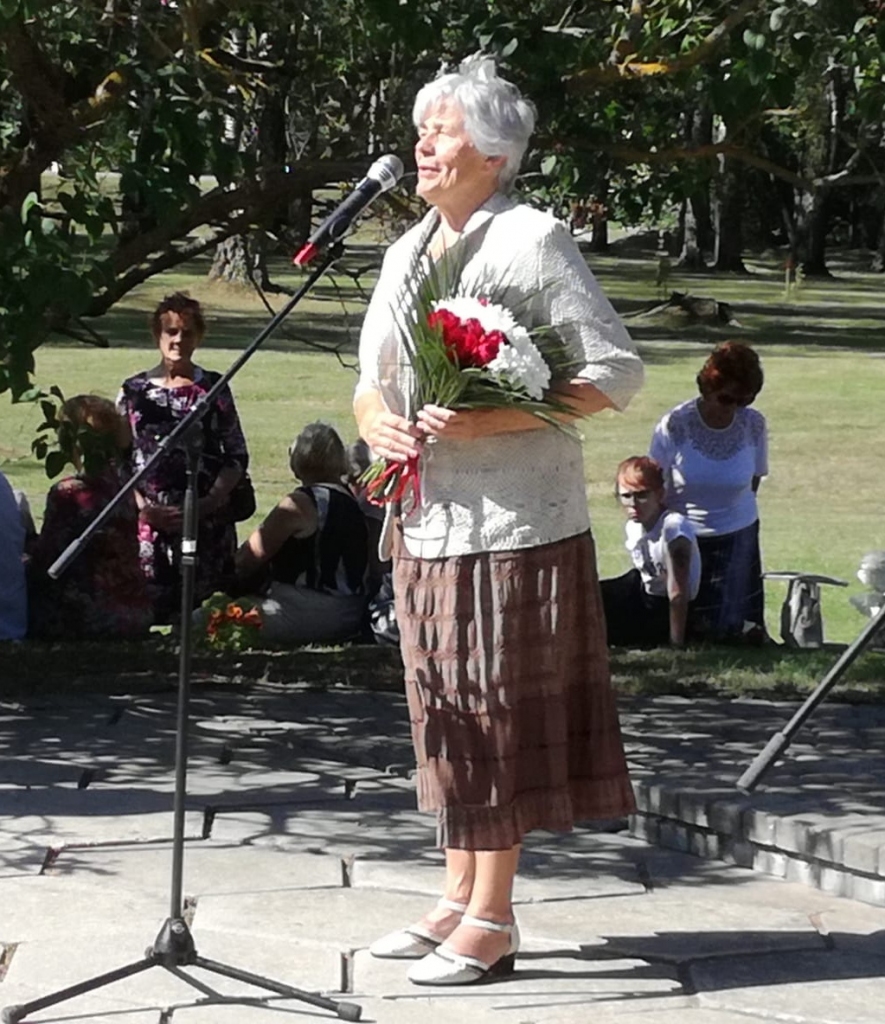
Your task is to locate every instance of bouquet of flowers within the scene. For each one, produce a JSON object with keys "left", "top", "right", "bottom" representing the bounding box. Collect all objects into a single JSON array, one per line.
[
  {"left": 361, "top": 255, "right": 578, "bottom": 507},
  {"left": 199, "top": 592, "right": 263, "bottom": 652}
]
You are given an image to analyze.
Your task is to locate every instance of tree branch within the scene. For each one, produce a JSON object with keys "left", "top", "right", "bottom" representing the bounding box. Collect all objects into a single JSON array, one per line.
[
  {"left": 567, "top": 0, "right": 766, "bottom": 93},
  {"left": 106, "top": 159, "right": 371, "bottom": 279},
  {"left": 0, "top": 18, "right": 128, "bottom": 208},
  {"left": 86, "top": 156, "right": 404, "bottom": 317},
  {"left": 588, "top": 140, "right": 813, "bottom": 190}
]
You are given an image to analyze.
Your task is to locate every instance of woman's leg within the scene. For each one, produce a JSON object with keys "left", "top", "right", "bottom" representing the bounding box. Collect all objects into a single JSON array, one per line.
[
  {"left": 443, "top": 845, "right": 521, "bottom": 963},
  {"left": 407, "top": 848, "right": 475, "bottom": 940}
]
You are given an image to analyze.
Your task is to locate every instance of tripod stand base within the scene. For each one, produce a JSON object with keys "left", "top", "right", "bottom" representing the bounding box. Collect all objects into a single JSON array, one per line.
[{"left": 1, "top": 917, "right": 361, "bottom": 1023}]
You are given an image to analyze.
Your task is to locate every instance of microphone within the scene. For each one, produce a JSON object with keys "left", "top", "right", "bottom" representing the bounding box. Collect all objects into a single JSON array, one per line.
[{"left": 293, "top": 154, "right": 404, "bottom": 266}]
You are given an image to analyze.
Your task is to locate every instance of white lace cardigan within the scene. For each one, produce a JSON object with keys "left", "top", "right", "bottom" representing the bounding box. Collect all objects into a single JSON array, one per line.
[{"left": 355, "top": 193, "right": 644, "bottom": 559}]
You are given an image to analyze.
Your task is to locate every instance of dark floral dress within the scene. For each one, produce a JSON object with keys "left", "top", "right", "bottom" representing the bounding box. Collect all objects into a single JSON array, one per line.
[
  {"left": 28, "top": 468, "right": 153, "bottom": 640},
  {"left": 117, "top": 367, "right": 250, "bottom": 622}
]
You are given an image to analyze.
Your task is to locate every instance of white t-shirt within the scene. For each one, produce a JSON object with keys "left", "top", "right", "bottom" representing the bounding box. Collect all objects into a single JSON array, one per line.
[
  {"left": 0, "top": 470, "right": 27, "bottom": 640},
  {"left": 625, "top": 509, "right": 701, "bottom": 600},
  {"left": 649, "top": 398, "right": 768, "bottom": 536}
]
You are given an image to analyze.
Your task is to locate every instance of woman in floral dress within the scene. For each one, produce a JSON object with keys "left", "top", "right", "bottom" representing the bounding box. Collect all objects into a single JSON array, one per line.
[{"left": 117, "top": 293, "right": 250, "bottom": 623}]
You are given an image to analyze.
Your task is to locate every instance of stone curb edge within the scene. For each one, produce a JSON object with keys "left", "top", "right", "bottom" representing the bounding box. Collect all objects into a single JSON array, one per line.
[{"left": 629, "top": 778, "right": 885, "bottom": 907}]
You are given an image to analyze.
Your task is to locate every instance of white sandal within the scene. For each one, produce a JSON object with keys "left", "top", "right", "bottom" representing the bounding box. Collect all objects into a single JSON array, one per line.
[
  {"left": 368, "top": 898, "right": 467, "bottom": 959},
  {"left": 407, "top": 914, "right": 520, "bottom": 986}
]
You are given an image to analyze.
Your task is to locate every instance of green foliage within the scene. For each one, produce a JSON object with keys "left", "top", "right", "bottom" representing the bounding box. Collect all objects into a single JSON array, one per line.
[{"left": 1, "top": 0, "right": 884, "bottom": 439}]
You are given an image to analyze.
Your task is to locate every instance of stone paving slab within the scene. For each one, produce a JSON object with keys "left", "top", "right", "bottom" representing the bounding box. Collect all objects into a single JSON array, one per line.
[
  {"left": 3, "top": 936, "right": 196, "bottom": 1007},
  {"left": 169, "top": 927, "right": 342, "bottom": 998},
  {"left": 162, "top": 1001, "right": 359, "bottom": 1024},
  {"left": 10, "top": 682, "right": 884, "bottom": 903},
  {"left": 514, "top": 888, "right": 827, "bottom": 961},
  {"left": 351, "top": 995, "right": 717, "bottom": 1024},
  {"left": 43, "top": 843, "right": 344, "bottom": 896},
  {"left": 350, "top": 850, "right": 646, "bottom": 904},
  {"left": 352, "top": 947, "right": 684, "bottom": 1005},
  {"left": 0, "top": 987, "right": 160, "bottom": 1024},
  {"left": 0, "top": 806, "right": 204, "bottom": 849},
  {"left": 194, "top": 888, "right": 437, "bottom": 951},
  {"left": 536, "top": 1011, "right": 770, "bottom": 1024},
  {"left": 5, "top": 683, "right": 885, "bottom": 1024},
  {"left": 212, "top": 804, "right": 435, "bottom": 860},
  {"left": 1, "top": 874, "right": 171, "bottom": 941},
  {"left": 691, "top": 950, "right": 885, "bottom": 1024}
]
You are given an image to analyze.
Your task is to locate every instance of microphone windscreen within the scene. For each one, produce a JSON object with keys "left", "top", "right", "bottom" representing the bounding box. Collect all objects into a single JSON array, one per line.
[{"left": 368, "top": 154, "right": 405, "bottom": 192}]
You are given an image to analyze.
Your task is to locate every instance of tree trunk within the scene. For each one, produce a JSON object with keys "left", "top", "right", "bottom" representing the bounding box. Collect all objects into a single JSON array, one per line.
[
  {"left": 872, "top": 205, "right": 885, "bottom": 273},
  {"left": 713, "top": 158, "right": 747, "bottom": 273},
  {"left": 209, "top": 234, "right": 263, "bottom": 286},
  {"left": 687, "top": 104, "right": 715, "bottom": 256},
  {"left": 797, "top": 189, "right": 832, "bottom": 277},
  {"left": 677, "top": 197, "right": 706, "bottom": 270},
  {"left": 588, "top": 196, "right": 609, "bottom": 252},
  {"left": 691, "top": 191, "right": 715, "bottom": 256}
]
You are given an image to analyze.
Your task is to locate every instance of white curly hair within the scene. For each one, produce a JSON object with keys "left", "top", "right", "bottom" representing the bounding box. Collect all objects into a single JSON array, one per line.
[{"left": 412, "top": 54, "right": 536, "bottom": 192}]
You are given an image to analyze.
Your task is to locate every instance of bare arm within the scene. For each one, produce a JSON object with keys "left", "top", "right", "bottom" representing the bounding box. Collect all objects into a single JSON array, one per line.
[
  {"left": 665, "top": 535, "right": 694, "bottom": 647},
  {"left": 199, "top": 463, "right": 243, "bottom": 518},
  {"left": 234, "top": 492, "right": 316, "bottom": 579}
]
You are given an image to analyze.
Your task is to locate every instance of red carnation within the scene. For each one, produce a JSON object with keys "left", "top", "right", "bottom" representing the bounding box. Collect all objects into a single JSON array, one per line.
[{"left": 428, "top": 310, "right": 504, "bottom": 369}]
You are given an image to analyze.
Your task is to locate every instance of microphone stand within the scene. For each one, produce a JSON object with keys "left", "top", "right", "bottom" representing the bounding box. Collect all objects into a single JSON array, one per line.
[
  {"left": 2, "top": 243, "right": 362, "bottom": 1024},
  {"left": 737, "top": 602, "right": 885, "bottom": 794}
]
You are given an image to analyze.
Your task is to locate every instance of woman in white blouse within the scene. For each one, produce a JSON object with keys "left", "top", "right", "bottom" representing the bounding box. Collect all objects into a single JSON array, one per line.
[
  {"left": 649, "top": 341, "right": 768, "bottom": 643},
  {"left": 354, "top": 57, "right": 643, "bottom": 986}
]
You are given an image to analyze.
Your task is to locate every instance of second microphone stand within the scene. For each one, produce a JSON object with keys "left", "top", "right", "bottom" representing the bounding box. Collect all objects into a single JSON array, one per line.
[{"left": 2, "top": 244, "right": 361, "bottom": 1024}]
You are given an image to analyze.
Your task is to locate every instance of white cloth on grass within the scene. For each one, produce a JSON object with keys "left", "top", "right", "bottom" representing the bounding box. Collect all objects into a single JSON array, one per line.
[{"left": 0, "top": 470, "right": 27, "bottom": 640}]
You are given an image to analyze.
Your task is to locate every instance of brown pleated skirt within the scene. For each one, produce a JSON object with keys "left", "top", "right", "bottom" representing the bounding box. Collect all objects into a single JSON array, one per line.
[{"left": 393, "top": 528, "right": 636, "bottom": 850}]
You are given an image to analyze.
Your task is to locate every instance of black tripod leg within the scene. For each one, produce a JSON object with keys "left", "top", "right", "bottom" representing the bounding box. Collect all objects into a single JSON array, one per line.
[
  {"left": 1, "top": 957, "right": 156, "bottom": 1024},
  {"left": 737, "top": 601, "right": 885, "bottom": 792},
  {"left": 193, "top": 955, "right": 362, "bottom": 1021}
]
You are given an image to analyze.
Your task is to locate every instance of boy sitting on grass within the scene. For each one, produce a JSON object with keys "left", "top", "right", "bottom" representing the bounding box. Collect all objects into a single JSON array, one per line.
[{"left": 600, "top": 455, "right": 701, "bottom": 648}]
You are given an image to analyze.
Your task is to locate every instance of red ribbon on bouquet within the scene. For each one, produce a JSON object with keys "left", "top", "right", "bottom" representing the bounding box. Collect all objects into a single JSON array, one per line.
[{"left": 364, "top": 453, "right": 422, "bottom": 509}]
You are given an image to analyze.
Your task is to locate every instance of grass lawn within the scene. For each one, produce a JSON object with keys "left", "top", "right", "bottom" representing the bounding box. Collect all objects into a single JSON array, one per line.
[
  {"left": 2, "top": 238, "right": 885, "bottom": 659},
  {"left": 5, "top": 636, "right": 885, "bottom": 704}
]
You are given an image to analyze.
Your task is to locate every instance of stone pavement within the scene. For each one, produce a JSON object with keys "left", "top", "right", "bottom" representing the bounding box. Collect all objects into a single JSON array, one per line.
[{"left": 1, "top": 673, "right": 884, "bottom": 1023}]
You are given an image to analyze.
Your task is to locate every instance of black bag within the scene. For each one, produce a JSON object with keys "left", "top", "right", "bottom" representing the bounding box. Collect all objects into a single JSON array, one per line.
[{"left": 228, "top": 471, "right": 256, "bottom": 522}]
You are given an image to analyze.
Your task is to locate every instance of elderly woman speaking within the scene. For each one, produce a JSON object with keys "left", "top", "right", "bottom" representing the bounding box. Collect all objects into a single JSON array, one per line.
[{"left": 354, "top": 58, "right": 643, "bottom": 986}]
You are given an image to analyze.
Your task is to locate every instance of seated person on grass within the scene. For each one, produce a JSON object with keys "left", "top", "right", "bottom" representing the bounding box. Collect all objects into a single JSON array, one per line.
[
  {"left": 28, "top": 396, "right": 153, "bottom": 641},
  {"left": 232, "top": 422, "right": 369, "bottom": 646},
  {"left": 0, "top": 469, "right": 27, "bottom": 641},
  {"left": 600, "top": 455, "right": 701, "bottom": 649}
]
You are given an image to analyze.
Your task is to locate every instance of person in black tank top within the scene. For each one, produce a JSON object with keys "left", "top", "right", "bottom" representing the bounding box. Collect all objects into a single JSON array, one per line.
[{"left": 234, "top": 423, "right": 369, "bottom": 644}]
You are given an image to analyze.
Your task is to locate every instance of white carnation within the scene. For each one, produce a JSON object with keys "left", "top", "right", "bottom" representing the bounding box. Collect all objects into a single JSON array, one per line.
[
  {"left": 487, "top": 334, "right": 551, "bottom": 400},
  {"left": 432, "top": 297, "right": 551, "bottom": 399}
]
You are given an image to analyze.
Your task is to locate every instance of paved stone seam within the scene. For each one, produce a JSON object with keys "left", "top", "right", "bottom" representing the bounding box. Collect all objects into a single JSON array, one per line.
[
  {"left": 0, "top": 943, "right": 15, "bottom": 983},
  {"left": 339, "top": 950, "right": 354, "bottom": 994}
]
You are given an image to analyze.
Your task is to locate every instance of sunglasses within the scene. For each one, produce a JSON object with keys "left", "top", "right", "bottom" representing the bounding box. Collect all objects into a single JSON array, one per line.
[
  {"left": 617, "top": 489, "right": 654, "bottom": 506},
  {"left": 715, "top": 391, "right": 756, "bottom": 407}
]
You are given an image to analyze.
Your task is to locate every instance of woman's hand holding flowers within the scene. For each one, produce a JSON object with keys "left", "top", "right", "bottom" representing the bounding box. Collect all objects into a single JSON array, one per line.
[{"left": 364, "top": 408, "right": 425, "bottom": 463}]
